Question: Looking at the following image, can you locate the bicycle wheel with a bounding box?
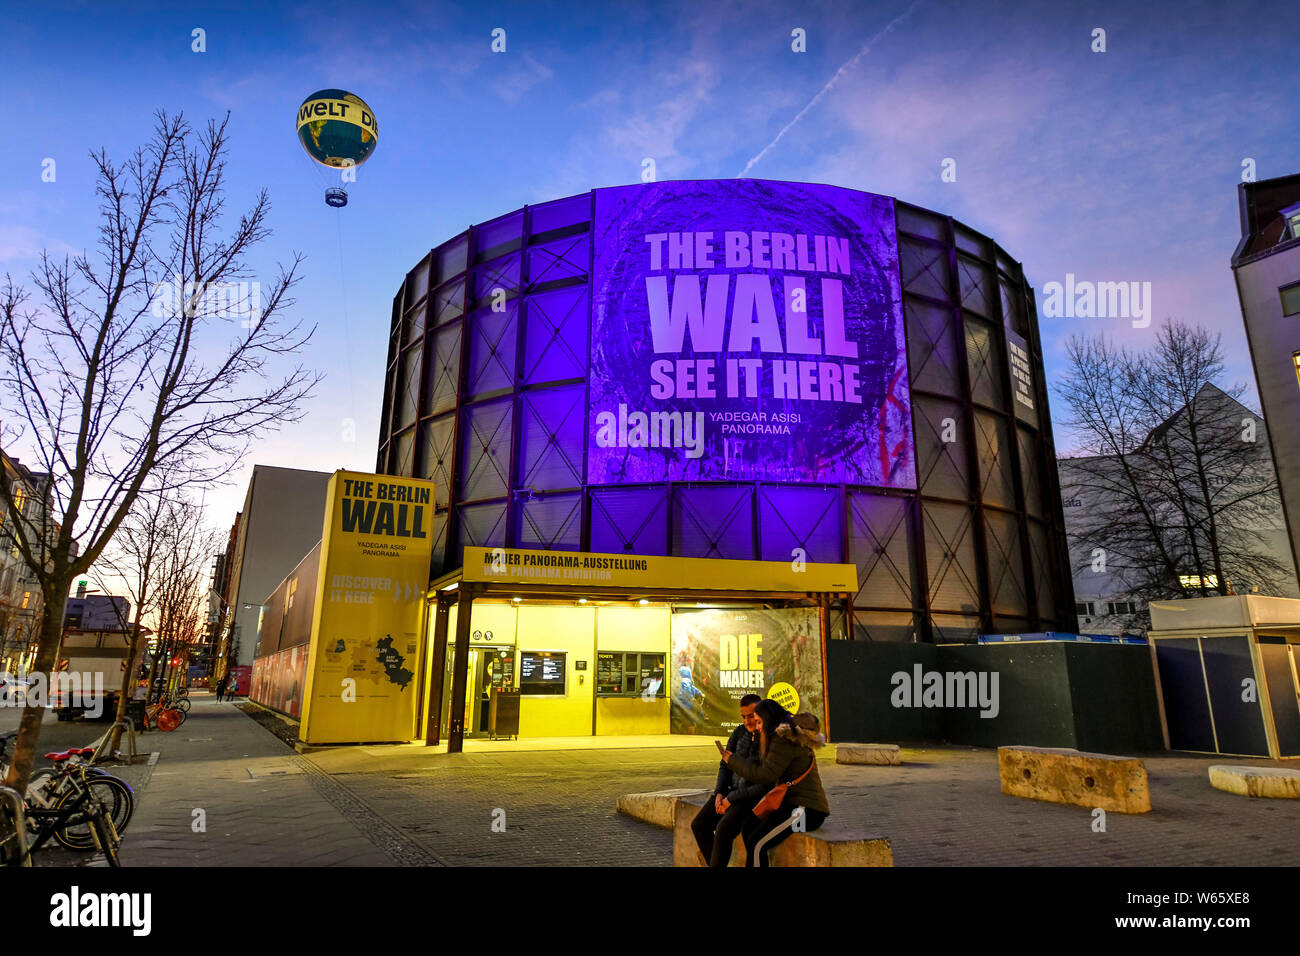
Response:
[89,807,120,867]
[52,776,134,849]
[174,698,191,713]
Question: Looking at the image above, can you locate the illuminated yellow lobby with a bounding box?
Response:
[413,547,856,752]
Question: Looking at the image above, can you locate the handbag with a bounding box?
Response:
[752,756,815,820]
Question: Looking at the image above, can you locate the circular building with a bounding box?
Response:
[377,180,1073,648]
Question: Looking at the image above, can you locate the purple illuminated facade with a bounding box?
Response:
[377,180,1074,642]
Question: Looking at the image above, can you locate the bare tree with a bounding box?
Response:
[1057,320,1290,629]
[0,111,319,793]
[91,476,217,751]
[140,506,218,707]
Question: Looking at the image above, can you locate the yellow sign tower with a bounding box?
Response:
[298,471,436,745]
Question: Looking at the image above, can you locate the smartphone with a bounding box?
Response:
[715,739,726,754]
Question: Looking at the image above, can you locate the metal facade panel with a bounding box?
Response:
[517,493,582,551]
[519,384,585,490]
[420,415,455,510]
[526,234,590,286]
[984,509,1028,617]
[673,485,754,560]
[913,395,969,499]
[900,236,950,302]
[905,297,961,397]
[923,501,979,613]
[849,492,912,609]
[457,502,507,549]
[965,316,1006,410]
[589,487,669,555]
[529,194,591,234]
[523,286,588,385]
[466,304,518,397]
[474,252,521,301]
[395,345,422,429]
[432,277,465,327]
[758,485,841,563]
[460,400,512,501]
[424,324,462,417]
[974,411,1014,509]
[957,254,994,318]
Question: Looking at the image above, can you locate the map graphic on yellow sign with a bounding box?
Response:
[299,471,436,745]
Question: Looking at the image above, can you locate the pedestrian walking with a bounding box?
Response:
[215,674,229,702]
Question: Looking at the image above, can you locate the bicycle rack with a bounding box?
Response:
[0,786,31,867]
[91,719,138,764]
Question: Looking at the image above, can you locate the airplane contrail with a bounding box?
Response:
[737,0,924,178]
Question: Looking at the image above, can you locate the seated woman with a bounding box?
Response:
[721,699,829,867]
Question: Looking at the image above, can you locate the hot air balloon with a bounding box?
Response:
[296,89,378,207]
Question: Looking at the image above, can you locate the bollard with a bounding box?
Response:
[0,785,31,867]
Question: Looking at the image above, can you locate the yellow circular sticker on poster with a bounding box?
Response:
[767,682,800,713]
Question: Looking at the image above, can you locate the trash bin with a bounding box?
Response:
[489,689,520,740]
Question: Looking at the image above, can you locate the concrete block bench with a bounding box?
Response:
[1209,765,1300,799]
[837,743,901,766]
[616,788,711,829]
[998,745,1150,813]
[671,793,892,867]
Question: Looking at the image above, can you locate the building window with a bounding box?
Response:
[595,651,666,697]
[1075,601,1095,618]
[1179,574,1218,590]
[21,591,30,609]
[1106,600,1138,616]
[1282,282,1300,317]
[1294,352,1300,392]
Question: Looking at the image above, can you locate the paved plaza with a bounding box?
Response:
[10,695,1298,867]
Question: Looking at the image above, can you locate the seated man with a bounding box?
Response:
[690,693,763,867]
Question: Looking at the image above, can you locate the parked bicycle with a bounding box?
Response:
[22,748,135,841]
[144,697,185,731]
[0,733,123,867]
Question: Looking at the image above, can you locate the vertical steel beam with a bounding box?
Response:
[944,219,993,638]
[422,595,451,745]
[446,586,476,753]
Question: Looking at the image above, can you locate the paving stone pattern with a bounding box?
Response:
[115,696,426,867]
[323,745,1300,867]
[24,698,1298,867]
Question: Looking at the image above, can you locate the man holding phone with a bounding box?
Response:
[690,693,763,867]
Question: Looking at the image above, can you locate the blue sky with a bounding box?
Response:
[3,0,1298,537]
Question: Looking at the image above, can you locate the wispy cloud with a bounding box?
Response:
[737,0,925,178]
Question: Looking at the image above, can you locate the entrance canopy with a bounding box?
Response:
[440,546,856,598]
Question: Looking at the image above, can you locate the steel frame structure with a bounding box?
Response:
[376,184,1075,643]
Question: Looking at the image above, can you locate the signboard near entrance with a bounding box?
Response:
[298,470,437,744]
[519,650,567,695]
[462,546,855,593]
[670,608,824,736]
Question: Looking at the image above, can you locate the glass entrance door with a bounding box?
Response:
[468,647,515,737]
[439,639,518,739]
